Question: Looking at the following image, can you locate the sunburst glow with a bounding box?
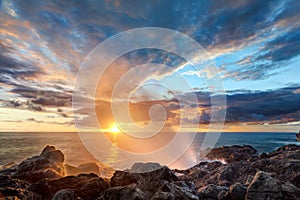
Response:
[109,123,121,133]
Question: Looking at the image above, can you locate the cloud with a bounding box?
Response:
[1,0,299,130]
[2,100,44,111]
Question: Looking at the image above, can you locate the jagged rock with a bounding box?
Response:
[205,145,257,163]
[126,162,162,173]
[0,175,38,199]
[245,171,300,200]
[0,145,65,183]
[179,144,300,190]
[97,184,147,200]
[197,184,229,200]
[229,182,246,200]
[52,189,76,200]
[1,145,299,199]
[281,181,300,200]
[296,132,300,141]
[29,173,109,200]
[111,165,178,187]
[109,164,198,200]
[64,163,100,176]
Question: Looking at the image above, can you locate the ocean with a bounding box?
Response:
[0,132,299,168]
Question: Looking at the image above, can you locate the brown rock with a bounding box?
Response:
[205,145,257,163]
[229,182,246,200]
[246,171,283,200]
[29,173,109,200]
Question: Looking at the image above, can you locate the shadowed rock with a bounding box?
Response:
[29,173,109,200]
[179,144,300,191]
[109,163,198,199]
[246,171,300,200]
[205,145,257,163]
[0,144,299,199]
[52,189,76,200]
[229,183,246,200]
[0,145,64,183]
[64,162,100,176]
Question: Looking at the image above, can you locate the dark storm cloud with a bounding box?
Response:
[257,28,300,63]
[226,86,300,123]
[2,100,44,111]
[0,51,43,84]
[176,86,300,124]
[10,85,72,107]
[4,0,300,83]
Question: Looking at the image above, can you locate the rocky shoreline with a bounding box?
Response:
[0,144,299,200]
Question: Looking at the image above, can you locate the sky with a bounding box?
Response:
[0,0,300,132]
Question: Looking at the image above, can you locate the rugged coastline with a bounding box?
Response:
[0,144,299,200]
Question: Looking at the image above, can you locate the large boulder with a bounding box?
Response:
[0,145,65,183]
[64,162,100,176]
[179,144,300,190]
[197,184,229,200]
[229,182,246,200]
[0,174,39,199]
[111,165,178,187]
[52,189,76,200]
[109,163,198,200]
[29,173,109,200]
[246,171,300,200]
[98,184,147,200]
[205,145,257,163]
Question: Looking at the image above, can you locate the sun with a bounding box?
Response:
[109,123,121,133]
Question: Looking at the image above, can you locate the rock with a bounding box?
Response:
[291,172,300,188]
[281,181,300,200]
[229,182,246,200]
[111,165,178,187]
[126,162,162,173]
[205,145,257,163]
[246,171,283,200]
[150,191,175,200]
[0,174,39,199]
[52,189,76,200]
[0,145,65,183]
[29,173,109,200]
[180,144,300,190]
[0,162,16,171]
[296,132,300,141]
[41,145,64,163]
[109,164,198,200]
[245,171,300,200]
[64,163,100,176]
[97,184,147,200]
[197,184,229,199]
[0,187,36,200]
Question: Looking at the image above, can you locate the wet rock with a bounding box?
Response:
[229,182,246,200]
[197,184,229,200]
[0,145,65,183]
[111,165,178,187]
[126,162,162,173]
[281,181,300,200]
[296,132,300,141]
[246,171,283,200]
[30,173,109,200]
[109,164,198,200]
[205,145,257,163]
[64,162,100,176]
[0,174,40,199]
[52,189,76,200]
[180,144,300,190]
[97,184,147,200]
[0,187,36,200]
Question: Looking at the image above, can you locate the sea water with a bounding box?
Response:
[0,132,298,166]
